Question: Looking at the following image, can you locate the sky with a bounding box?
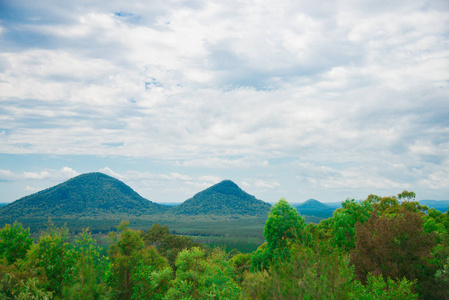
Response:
[0,0,448,204]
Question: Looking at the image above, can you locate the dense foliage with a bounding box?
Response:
[0,191,448,299]
[0,173,167,220]
[174,180,271,216]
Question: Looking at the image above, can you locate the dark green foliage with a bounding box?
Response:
[0,172,167,219]
[143,223,202,266]
[173,180,271,216]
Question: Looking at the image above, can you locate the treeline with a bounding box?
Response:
[0,191,448,299]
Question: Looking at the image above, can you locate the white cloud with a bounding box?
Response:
[254,180,281,189]
[99,167,124,179]
[23,167,79,181]
[0,169,16,181]
[25,185,40,193]
[0,0,448,202]
[23,171,50,180]
[182,156,268,169]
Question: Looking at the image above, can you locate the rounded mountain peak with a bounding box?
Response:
[0,172,166,219]
[174,180,271,216]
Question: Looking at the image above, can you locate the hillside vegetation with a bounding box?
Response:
[295,198,336,218]
[0,173,167,220]
[0,192,448,299]
[174,180,271,216]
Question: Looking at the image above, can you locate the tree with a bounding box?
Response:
[329,198,373,251]
[143,224,169,249]
[242,242,356,299]
[143,224,201,266]
[27,220,75,296]
[0,222,33,265]
[107,221,168,300]
[351,208,436,297]
[62,229,110,299]
[349,273,418,300]
[165,247,240,299]
[261,198,307,265]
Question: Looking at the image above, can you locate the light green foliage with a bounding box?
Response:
[250,242,270,271]
[108,221,168,300]
[62,229,110,299]
[242,242,356,299]
[435,257,449,289]
[330,198,373,251]
[349,274,418,300]
[27,220,75,296]
[15,277,54,300]
[0,222,33,265]
[397,191,417,202]
[166,247,240,300]
[240,270,271,299]
[131,264,172,300]
[259,198,306,266]
[229,252,251,283]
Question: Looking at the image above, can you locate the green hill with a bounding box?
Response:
[0,172,167,219]
[173,180,271,216]
[295,199,336,219]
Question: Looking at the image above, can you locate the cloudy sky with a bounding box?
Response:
[0,0,448,204]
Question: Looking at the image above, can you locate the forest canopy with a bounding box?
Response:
[0,191,448,299]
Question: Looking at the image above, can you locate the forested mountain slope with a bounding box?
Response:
[173,180,271,216]
[0,172,167,219]
[295,199,336,218]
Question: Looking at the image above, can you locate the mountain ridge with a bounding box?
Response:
[0,174,272,220]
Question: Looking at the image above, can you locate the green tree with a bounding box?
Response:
[242,242,356,299]
[349,274,418,300]
[329,198,373,251]
[0,222,33,265]
[107,221,168,300]
[166,247,240,299]
[252,198,306,271]
[27,221,75,297]
[131,264,172,300]
[62,229,110,299]
[229,252,251,283]
[144,224,170,248]
[143,224,202,266]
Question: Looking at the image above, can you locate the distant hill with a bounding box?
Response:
[295,199,336,219]
[419,200,449,213]
[0,172,167,219]
[173,180,271,216]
